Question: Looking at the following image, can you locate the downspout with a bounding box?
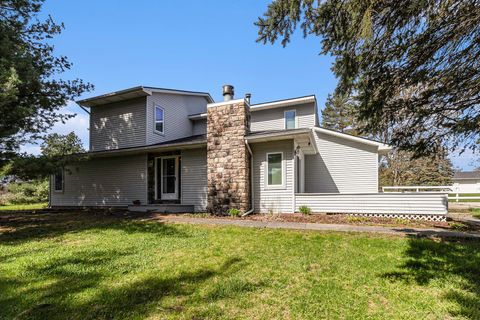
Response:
[242,140,254,216]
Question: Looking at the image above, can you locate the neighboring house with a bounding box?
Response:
[50,84,447,217]
[452,171,480,194]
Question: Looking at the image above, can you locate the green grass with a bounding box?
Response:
[1,212,479,319]
[0,202,48,211]
[470,208,480,219]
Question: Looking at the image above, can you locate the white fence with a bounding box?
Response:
[382,186,480,202]
[295,193,448,215]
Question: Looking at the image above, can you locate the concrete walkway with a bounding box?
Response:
[153,215,480,240]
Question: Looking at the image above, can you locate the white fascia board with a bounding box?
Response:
[313,127,392,152]
[250,96,316,111]
[207,98,247,108]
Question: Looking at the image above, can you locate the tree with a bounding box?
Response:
[256,0,480,155]
[380,148,454,186]
[1,132,85,179]
[321,93,359,135]
[0,0,93,158]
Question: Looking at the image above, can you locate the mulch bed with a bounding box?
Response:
[168,213,480,231]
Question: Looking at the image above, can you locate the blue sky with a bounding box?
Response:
[23,0,477,170]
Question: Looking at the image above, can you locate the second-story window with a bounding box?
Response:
[155,106,164,134]
[285,110,296,129]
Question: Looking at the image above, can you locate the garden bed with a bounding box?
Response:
[176,212,478,232]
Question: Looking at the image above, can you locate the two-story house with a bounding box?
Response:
[50,84,394,214]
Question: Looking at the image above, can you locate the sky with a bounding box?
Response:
[22,0,477,170]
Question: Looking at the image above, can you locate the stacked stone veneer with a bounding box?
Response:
[207,100,251,215]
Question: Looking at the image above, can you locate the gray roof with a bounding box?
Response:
[453,171,480,180]
[77,86,214,107]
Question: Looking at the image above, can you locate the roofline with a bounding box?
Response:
[313,127,392,152]
[76,86,214,107]
[245,128,312,142]
[188,95,317,119]
[77,139,207,158]
[250,95,316,111]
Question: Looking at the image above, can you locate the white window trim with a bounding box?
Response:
[53,169,64,193]
[154,105,165,135]
[284,109,297,130]
[265,152,286,190]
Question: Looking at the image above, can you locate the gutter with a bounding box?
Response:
[242,140,254,216]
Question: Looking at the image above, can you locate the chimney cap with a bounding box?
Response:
[222,84,234,101]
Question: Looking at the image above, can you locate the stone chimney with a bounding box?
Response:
[207,85,251,215]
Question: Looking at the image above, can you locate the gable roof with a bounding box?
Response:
[312,127,391,153]
[250,95,316,111]
[77,86,214,107]
[453,171,480,180]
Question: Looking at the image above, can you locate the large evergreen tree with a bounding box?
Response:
[256,0,480,155]
[321,93,359,135]
[0,0,92,158]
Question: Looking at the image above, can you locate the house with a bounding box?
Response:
[452,171,480,194]
[49,85,447,218]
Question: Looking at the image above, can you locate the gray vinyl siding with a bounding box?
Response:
[50,154,148,206]
[252,140,294,213]
[295,193,448,215]
[146,93,208,145]
[250,102,316,132]
[305,131,379,193]
[89,98,146,151]
[181,148,207,212]
[192,119,207,135]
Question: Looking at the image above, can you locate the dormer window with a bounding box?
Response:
[284,110,296,129]
[155,106,164,134]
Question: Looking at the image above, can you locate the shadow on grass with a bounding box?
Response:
[382,237,480,319]
[1,252,247,320]
[0,212,263,319]
[0,211,185,244]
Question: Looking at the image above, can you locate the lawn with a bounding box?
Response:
[1,212,479,319]
[471,208,480,219]
[0,202,48,211]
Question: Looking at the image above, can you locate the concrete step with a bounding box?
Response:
[128,204,194,213]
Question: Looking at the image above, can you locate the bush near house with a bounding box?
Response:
[299,205,312,215]
[0,180,48,205]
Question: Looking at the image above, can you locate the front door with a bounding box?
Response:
[156,156,179,200]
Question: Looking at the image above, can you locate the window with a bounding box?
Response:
[155,106,164,133]
[267,152,283,187]
[54,169,63,192]
[285,110,296,129]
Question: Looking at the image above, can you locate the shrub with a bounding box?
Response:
[228,208,240,217]
[299,205,311,215]
[4,180,48,204]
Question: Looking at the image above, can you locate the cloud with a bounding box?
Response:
[20,101,89,155]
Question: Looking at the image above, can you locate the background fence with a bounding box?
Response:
[381,186,480,202]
